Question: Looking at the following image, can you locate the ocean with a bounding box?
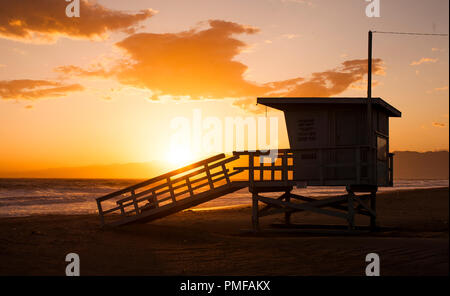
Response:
[0,178,448,218]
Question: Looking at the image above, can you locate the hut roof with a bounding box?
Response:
[257,97,401,117]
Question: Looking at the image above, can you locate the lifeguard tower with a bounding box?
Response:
[95,32,401,232]
[258,97,401,187]
[241,96,401,231]
[95,96,401,231]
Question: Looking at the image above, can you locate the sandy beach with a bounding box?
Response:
[0,187,448,276]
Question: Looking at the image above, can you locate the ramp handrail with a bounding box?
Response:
[96,153,243,226]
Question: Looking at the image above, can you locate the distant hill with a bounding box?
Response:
[393,151,448,180]
[0,151,448,180]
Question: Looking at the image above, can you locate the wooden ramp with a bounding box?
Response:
[96,153,247,227]
[96,149,378,231]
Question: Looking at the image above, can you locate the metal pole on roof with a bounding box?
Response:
[367,30,374,183]
[366,30,447,185]
[367,30,373,144]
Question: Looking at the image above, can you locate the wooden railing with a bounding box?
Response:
[233,150,294,188]
[96,153,243,226]
[96,146,392,226]
[233,146,376,187]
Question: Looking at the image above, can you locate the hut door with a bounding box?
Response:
[335,111,358,180]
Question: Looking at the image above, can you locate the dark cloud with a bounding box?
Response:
[0,0,155,42]
[0,79,84,100]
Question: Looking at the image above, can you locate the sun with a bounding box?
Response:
[166,146,194,167]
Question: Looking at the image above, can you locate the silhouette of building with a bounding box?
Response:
[258,97,401,187]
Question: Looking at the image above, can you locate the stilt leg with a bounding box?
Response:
[284,191,291,225]
[252,192,259,232]
[347,193,355,230]
[370,191,377,231]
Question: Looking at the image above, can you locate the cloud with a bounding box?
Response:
[0,0,155,42]
[55,65,113,78]
[432,122,446,128]
[427,85,449,94]
[282,58,384,97]
[0,79,84,100]
[56,19,384,112]
[281,33,299,39]
[280,0,314,6]
[114,20,265,98]
[12,48,27,55]
[431,48,445,52]
[57,20,265,98]
[434,86,448,91]
[410,57,438,66]
[232,58,384,112]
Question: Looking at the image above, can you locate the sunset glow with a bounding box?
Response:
[0,0,448,178]
[166,146,195,167]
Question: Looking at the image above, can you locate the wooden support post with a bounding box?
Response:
[167,177,176,203]
[252,192,259,232]
[347,192,355,230]
[370,191,377,231]
[284,191,291,225]
[152,190,159,208]
[259,156,264,181]
[96,200,105,226]
[205,163,214,190]
[222,164,230,184]
[271,157,275,180]
[118,202,125,216]
[282,151,288,186]
[249,153,255,189]
[131,190,139,214]
[186,177,194,196]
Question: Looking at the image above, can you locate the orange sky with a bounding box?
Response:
[0,0,448,173]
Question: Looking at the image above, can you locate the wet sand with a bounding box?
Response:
[0,187,448,276]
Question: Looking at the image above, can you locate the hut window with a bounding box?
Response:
[377,136,387,161]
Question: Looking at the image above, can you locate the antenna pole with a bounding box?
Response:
[368,30,372,101]
[367,30,373,142]
[367,30,374,183]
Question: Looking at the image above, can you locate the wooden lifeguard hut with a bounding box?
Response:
[95,96,401,231]
[258,97,401,187]
[95,32,401,232]
[94,97,401,232]
[240,96,401,231]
